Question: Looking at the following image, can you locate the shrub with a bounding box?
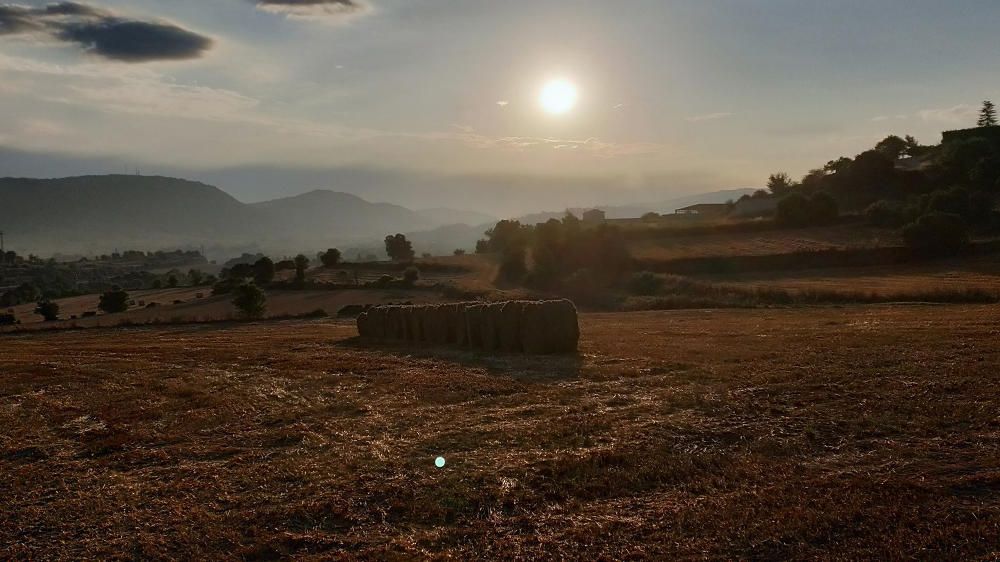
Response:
[34,300,60,322]
[0,313,18,326]
[902,212,969,256]
[98,287,130,314]
[865,200,905,227]
[232,282,267,319]
[777,193,839,227]
[628,272,664,296]
[453,249,466,256]
[496,245,528,284]
[403,266,420,286]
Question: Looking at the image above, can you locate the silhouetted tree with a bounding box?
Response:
[319,248,342,268]
[232,282,266,319]
[384,234,415,262]
[98,286,130,314]
[293,254,310,284]
[767,172,796,195]
[453,249,466,256]
[875,135,908,159]
[188,269,204,286]
[253,257,275,285]
[167,275,178,288]
[34,300,59,322]
[978,100,997,127]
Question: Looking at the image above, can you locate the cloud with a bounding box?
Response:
[250,0,373,22]
[685,112,733,123]
[496,100,509,107]
[0,2,212,62]
[871,114,908,122]
[917,104,978,125]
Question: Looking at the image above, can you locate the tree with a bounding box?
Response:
[320,248,342,268]
[167,275,178,288]
[453,249,466,256]
[232,282,267,319]
[188,269,204,286]
[384,234,415,262]
[34,300,60,322]
[978,100,997,127]
[496,245,528,283]
[874,135,908,160]
[293,254,310,284]
[767,172,796,195]
[98,286,130,314]
[253,256,275,285]
[903,135,923,157]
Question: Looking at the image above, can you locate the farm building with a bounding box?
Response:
[674,203,730,218]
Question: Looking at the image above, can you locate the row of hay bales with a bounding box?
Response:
[357,300,579,354]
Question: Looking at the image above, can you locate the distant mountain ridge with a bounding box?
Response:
[0,174,756,258]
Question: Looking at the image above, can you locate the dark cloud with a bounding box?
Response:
[0,2,212,62]
[250,0,372,19]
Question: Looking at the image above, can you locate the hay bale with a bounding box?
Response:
[497,300,525,352]
[464,304,485,348]
[451,303,469,346]
[406,306,423,343]
[429,305,448,344]
[520,300,579,354]
[356,311,370,338]
[480,302,504,352]
[367,306,386,340]
[386,306,405,340]
[543,299,580,353]
[520,301,547,354]
[399,306,413,342]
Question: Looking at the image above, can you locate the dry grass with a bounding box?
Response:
[2,306,1000,559]
[629,223,902,261]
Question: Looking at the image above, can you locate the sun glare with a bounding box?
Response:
[540,79,578,115]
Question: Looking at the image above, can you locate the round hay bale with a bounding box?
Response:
[386,306,405,340]
[430,305,449,344]
[400,306,413,342]
[452,303,470,346]
[497,301,525,352]
[480,302,504,352]
[369,306,388,340]
[406,306,423,343]
[464,304,485,348]
[520,301,548,354]
[543,299,579,353]
[356,311,370,338]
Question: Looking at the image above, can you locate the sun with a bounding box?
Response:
[539,79,578,115]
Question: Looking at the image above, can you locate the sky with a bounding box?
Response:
[1,0,999,212]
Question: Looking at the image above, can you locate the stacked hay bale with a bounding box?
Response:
[356,300,579,354]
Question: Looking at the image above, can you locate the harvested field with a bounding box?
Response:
[2,306,1000,559]
[3,288,441,330]
[704,253,1000,296]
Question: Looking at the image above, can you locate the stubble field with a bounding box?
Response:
[2,306,999,559]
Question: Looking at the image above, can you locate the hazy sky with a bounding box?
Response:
[1,0,999,205]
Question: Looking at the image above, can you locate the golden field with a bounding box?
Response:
[3,306,999,559]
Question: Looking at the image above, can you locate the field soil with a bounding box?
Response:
[2,306,999,559]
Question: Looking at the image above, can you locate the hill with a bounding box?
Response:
[0,176,432,257]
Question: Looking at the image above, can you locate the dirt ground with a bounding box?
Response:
[2,306,999,559]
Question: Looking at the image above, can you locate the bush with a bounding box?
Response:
[320,248,342,268]
[34,300,60,322]
[865,200,905,227]
[496,245,528,284]
[628,272,664,296]
[98,287,130,314]
[777,192,839,227]
[453,249,466,256]
[232,282,267,319]
[902,212,969,256]
[403,266,420,286]
[0,313,18,326]
[253,257,275,285]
